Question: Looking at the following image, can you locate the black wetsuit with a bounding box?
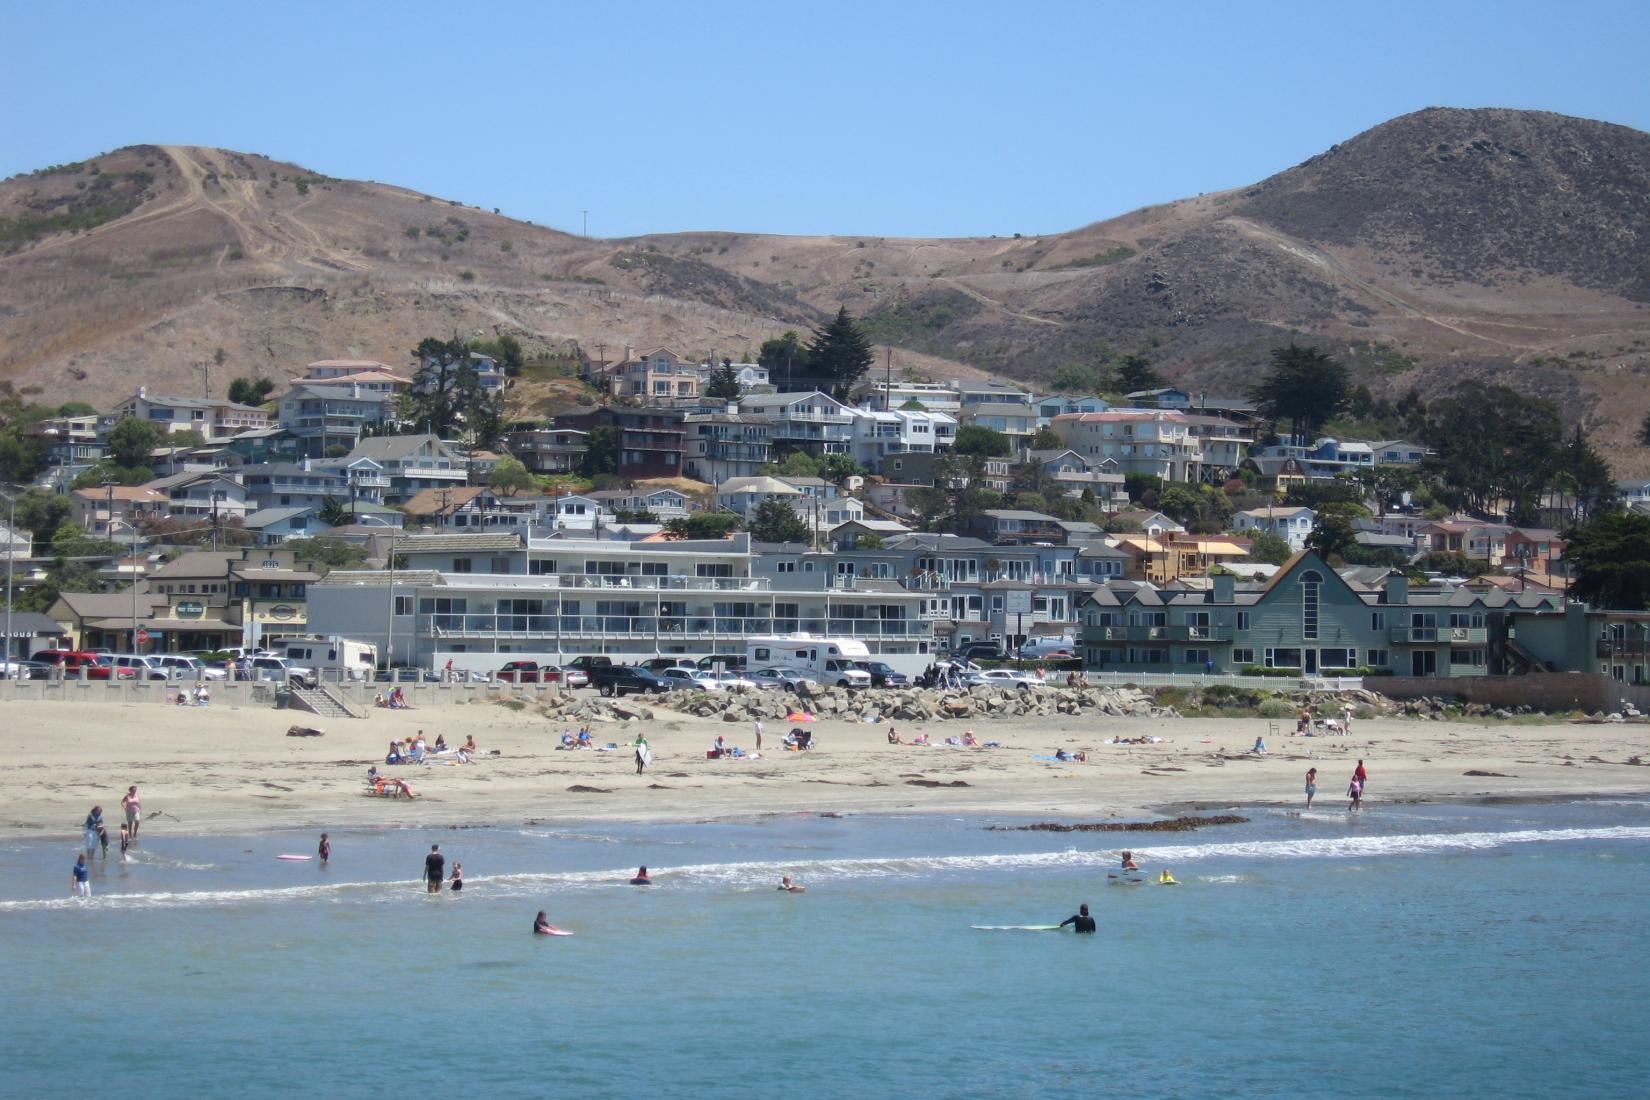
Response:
[1060,913,1097,933]
[425,852,445,889]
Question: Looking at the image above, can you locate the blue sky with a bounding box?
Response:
[3,0,1646,238]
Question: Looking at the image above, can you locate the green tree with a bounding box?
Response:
[663,512,743,540]
[1051,362,1105,393]
[403,335,470,437]
[1245,528,1294,565]
[106,415,163,469]
[71,461,154,489]
[282,536,370,573]
[490,334,525,377]
[749,496,811,543]
[704,358,743,401]
[1123,472,1162,505]
[954,425,1012,458]
[1305,511,1358,560]
[771,450,821,478]
[1416,551,1489,577]
[1249,344,1349,441]
[1115,354,1166,395]
[11,559,103,613]
[318,496,350,526]
[855,533,885,549]
[227,377,276,406]
[1637,411,1650,447]
[1564,511,1650,610]
[1559,426,1616,523]
[1029,425,1064,451]
[1155,484,1203,525]
[488,456,537,496]
[758,330,808,388]
[579,424,619,477]
[1423,383,1561,523]
[819,454,864,483]
[802,307,874,401]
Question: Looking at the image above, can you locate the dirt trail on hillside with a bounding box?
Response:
[938,276,1066,327]
[1221,216,1523,351]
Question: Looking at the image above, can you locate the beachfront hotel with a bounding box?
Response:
[306,532,940,675]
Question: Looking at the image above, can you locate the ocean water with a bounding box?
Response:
[4,801,1649,1099]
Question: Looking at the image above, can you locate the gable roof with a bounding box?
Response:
[347,434,453,461]
[403,486,490,516]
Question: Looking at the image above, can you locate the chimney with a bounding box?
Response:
[1213,572,1235,603]
[1385,574,1409,606]
[137,385,147,400]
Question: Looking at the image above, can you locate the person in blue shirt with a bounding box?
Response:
[72,853,91,898]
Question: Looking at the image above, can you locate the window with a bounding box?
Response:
[696,563,733,578]
[1232,648,1255,665]
[1319,648,1356,669]
[1300,570,1322,641]
[1236,611,1250,631]
[529,559,559,575]
[452,558,473,574]
[1184,648,1211,666]
[1265,647,1303,669]
[1450,648,1485,667]
[394,595,414,616]
[1367,649,1389,667]
[991,596,1004,613]
[1448,612,1485,629]
[1371,611,1386,631]
[490,557,511,573]
[776,561,796,573]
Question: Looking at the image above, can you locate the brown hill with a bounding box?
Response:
[3,109,1650,472]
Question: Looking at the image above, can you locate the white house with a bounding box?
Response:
[848,408,958,473]
[115,388,270,443]
[1232,506,1316,552]
[738,391,854,456]
[336,435,466,503]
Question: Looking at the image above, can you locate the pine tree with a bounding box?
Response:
[704,358,743,400]
[1249,344,1349,441]
[803,307,874,401]
[749,497,812,544]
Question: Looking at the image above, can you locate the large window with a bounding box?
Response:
[1232,648,1255,665]
[1367,649,1389,667]
[1319,648,1356,669]
[1265,647,1303,669]
[1300,570,1322,641]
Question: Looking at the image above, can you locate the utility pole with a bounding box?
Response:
[197,362,210,399]
[582,210,589,239]
[884,346,893,410]
[3,489,15,667]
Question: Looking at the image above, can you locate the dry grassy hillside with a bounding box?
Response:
[4,110,1650,473]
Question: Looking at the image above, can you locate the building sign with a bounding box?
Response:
[269,605,298,621]
[175,602,205,618]
[1004,591,1033,616]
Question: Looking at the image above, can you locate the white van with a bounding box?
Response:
[746,636,872,688]
[279,636,379,682]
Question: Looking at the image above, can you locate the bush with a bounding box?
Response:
[1257,699,1296,719]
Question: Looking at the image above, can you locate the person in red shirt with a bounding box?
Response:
[1354,760,1369,789]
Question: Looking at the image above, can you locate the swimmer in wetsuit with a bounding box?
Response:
[534,911,554,934]
[1059,903,1096,933]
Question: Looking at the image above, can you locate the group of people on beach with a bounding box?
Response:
[1304,760,1369,810]
[71,785,142,896]
[172,684,211,707]
[374,687,411,709]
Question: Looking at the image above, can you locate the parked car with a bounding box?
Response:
[821,658,872,689]
[709,671,757,691]
[245,656,317,688]
[643,657,700,675]
[108,654,169,681]
[0,658,31,679]
[959,643,1010,662]
[695,653,748,673]
[149,654,227,680]
[746,666,820,693]
[659,668,724,692]
[564,655,614,673]
[853,660,909,688]
[30,650,126,680]
[496,660,562,684]
[965,669,1046,690]
[588,665,670,697]
[557,667,590,689]
[1017,637,1077,660]
[374,667,440,684]
[6,660,54,680]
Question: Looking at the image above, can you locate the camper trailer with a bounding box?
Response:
[746,635,872,688]
[279,636,379,682]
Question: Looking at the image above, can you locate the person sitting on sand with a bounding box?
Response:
[194,683,210,706]
[392,777,416,799]
[385,740,403,764]
[463,735,478,754]
[912,733,930,746]
[375,693,389,708]
[1251,735,1267,755]
[575,729,591,748]
[887,727,900,745]
[1120,850,1140,872]
[434,734,447,752]
[367,765,381,786]
[778,875,805,893]
[175,689,189,706]
[962,731,979,747]
[455,747,471,765]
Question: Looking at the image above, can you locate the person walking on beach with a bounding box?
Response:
[1059,903,1096,933]
[318,833,330,865]
[1305,767,1318,809]
[424,844,445,893]
[122,785,141,842]
[83,806,103,858]
[119,825,130,863]
[1348,775,1364,812]
[754,719,763,752]
[72,853,90,898]
[633,733,650,775]
[1354,759,1369,793]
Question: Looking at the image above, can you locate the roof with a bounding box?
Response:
[981,509,1060,522]
[403,486,489,516]
[347,434,452,461]
[316,569,447,587]
[718,476,802,495]
[71,486,168,503]
[237,566,322,582]
[394,533,523,553]
[3,611,69,638]
[241,507,317,529]
[239,463,346,479]
[307,358,399,370]
[293,369,411,386]
[1236,506,1314,520]
[959,402,1037,418]
[52,590,163,620]
[281,383,396,402]
[128,393,265,413]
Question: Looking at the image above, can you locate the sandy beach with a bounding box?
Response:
[5,698,1650,839]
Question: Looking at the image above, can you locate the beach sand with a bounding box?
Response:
[5,698,1649,839]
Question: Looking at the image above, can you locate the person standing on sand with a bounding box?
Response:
[633,733,650,775]
[1343,705,1354,734]
[1305,767,1318,809]
[72,853,90,898]
[1354,759,1369,793]
[121,786,141,841]
[754,719,763,751]
[318,833,330,865]
[425,844,445,893]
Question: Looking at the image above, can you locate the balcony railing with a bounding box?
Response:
[1390,626,1487,643]
[1085,625,1235,643]
[475,573,769,592]
[1597,639,1650,658]
[420,614,926,640]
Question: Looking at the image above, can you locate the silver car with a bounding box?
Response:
[746,666,820,692]
[659,668,724,692]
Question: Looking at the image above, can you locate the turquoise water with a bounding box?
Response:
[4,801,1649,1098]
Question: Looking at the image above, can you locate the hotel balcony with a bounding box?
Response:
[421,614,925,641]
[1390,626,1488,644]
[1084,625,1235,643]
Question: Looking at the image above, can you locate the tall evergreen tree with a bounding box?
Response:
[803,307,874,401]
[749,497,811,544]
[1115,354,1166,395]
[704,358,743,400]
[1565,511,1650,610]
[1249,344,1349,441]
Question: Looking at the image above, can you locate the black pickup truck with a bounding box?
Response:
[588,665,670,697]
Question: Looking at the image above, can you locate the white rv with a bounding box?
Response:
[279,636,380,681]
[746,635,872,688]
